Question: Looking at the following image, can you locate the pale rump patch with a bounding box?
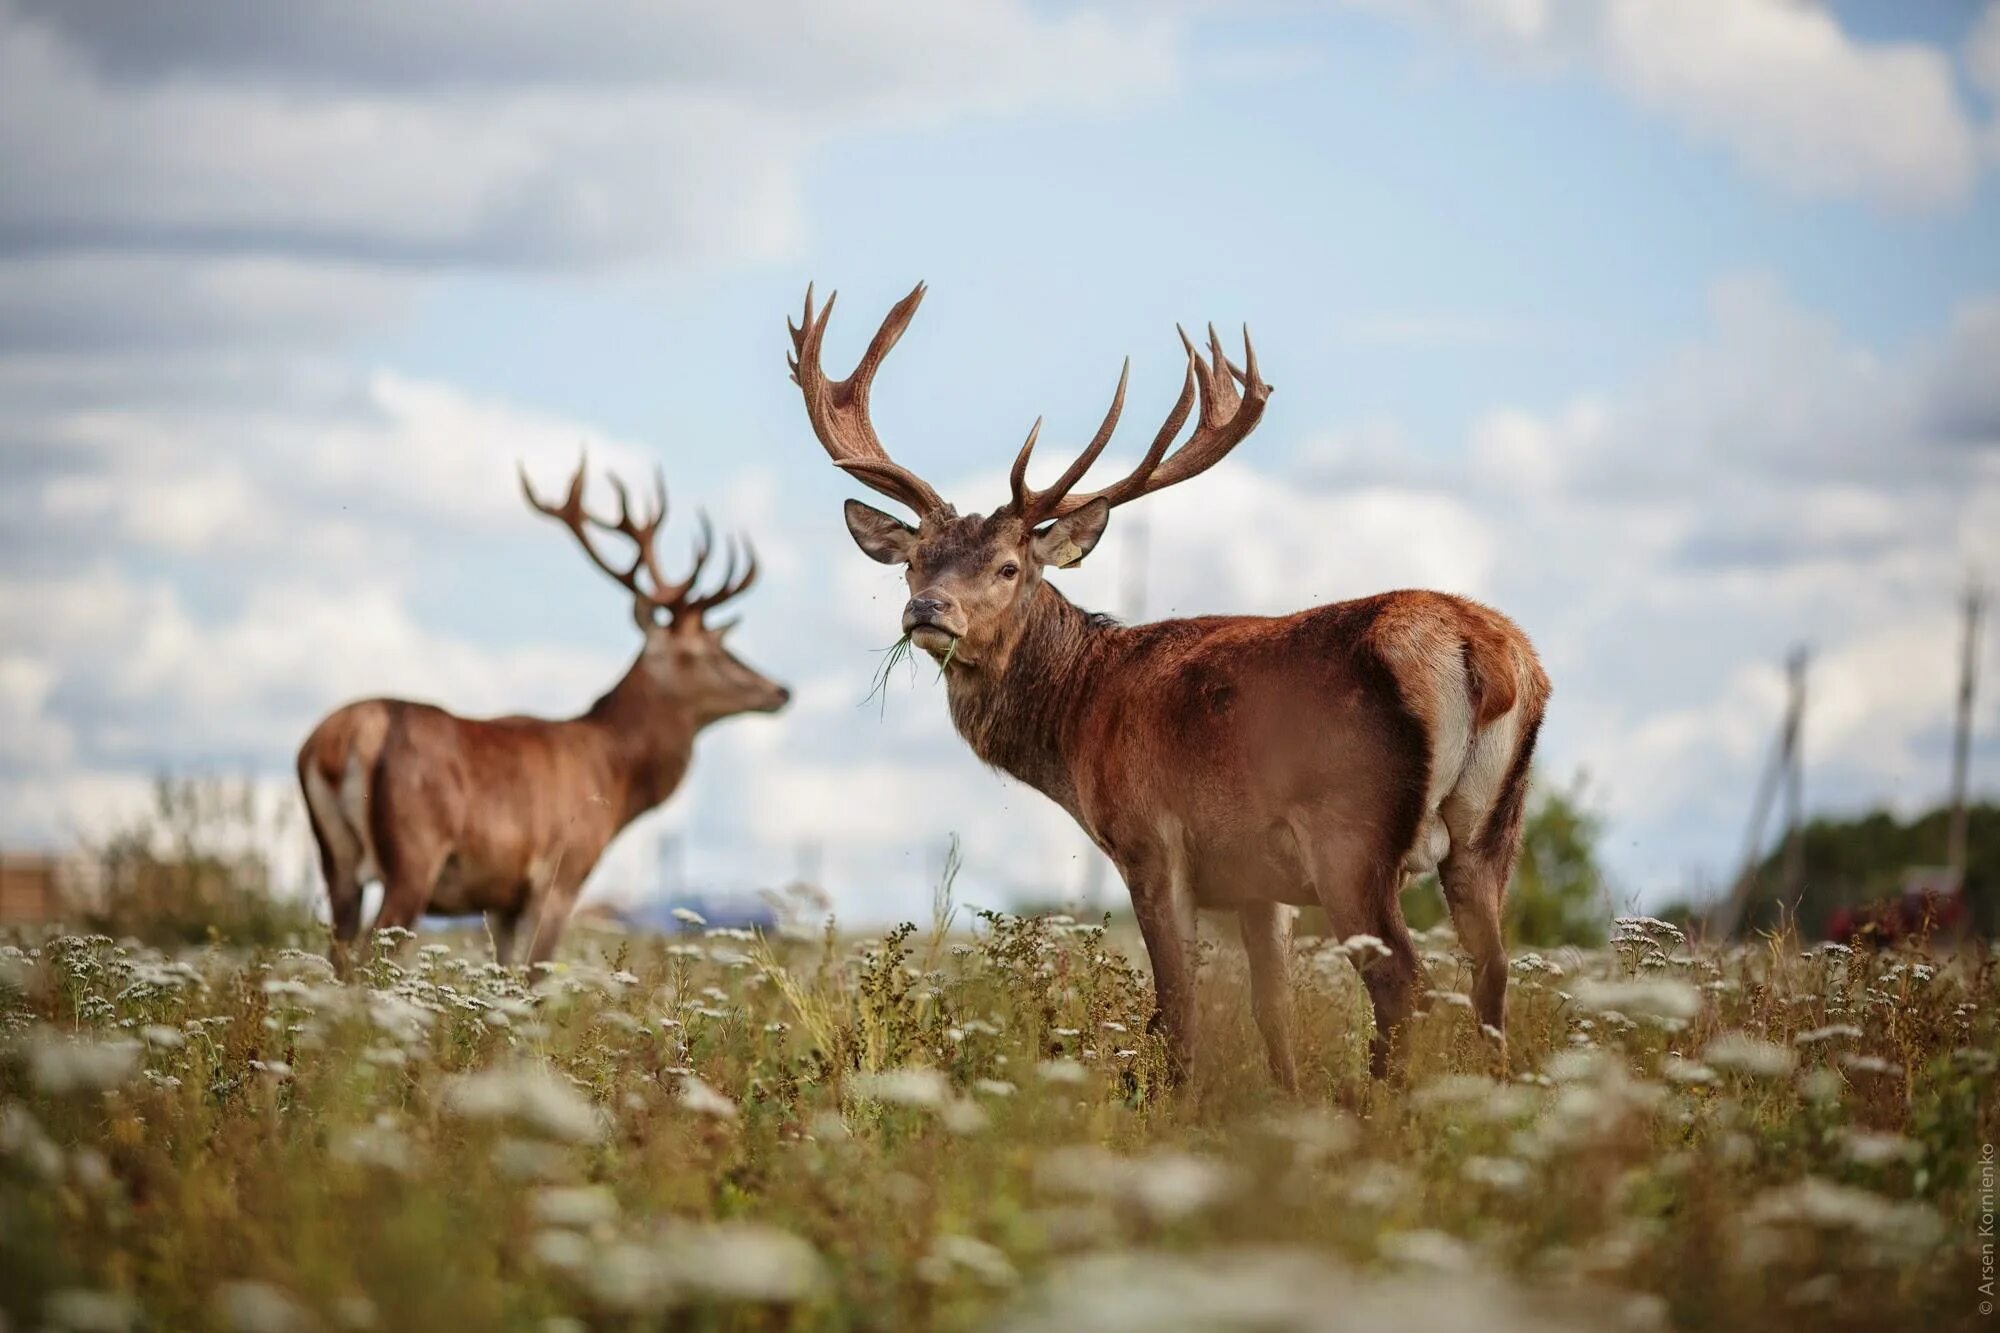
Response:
[338,748,381,886]
[1441,706,1522,849]
[301,763,355,885]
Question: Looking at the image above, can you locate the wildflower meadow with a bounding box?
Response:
[2,903,1993,1330]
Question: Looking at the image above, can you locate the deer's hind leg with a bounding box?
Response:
[1238,900,1300,1094]
[1439,709,1540,1072]
[485,910,521,965]
[301,761,367,968]
[1288,812,1423,1080]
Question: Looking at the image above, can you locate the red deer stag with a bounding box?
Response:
[298,460,789,966]
[789,284,1548,1085]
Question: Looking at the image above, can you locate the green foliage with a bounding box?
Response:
[1505,776,1611,947]
[84,775,316,949]
[1740,802,2000,938]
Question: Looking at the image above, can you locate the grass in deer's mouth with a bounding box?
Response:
[862,632,916,715]
[937,637,959,677]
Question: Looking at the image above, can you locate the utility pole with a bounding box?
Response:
[1946,579,1985,915]
[1708,645,1809,940]
[1779,645,1808,905]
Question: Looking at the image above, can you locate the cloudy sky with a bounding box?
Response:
[3,0,1998,922]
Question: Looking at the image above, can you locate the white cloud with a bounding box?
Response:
[0,0,1177,274]
[1350,0,1987,210]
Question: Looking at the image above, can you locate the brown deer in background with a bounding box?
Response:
[789,283,1548,1085]
[298,460,789,967]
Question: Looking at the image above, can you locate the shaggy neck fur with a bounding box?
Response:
[577,656,700,825]
[943,579,1117,816]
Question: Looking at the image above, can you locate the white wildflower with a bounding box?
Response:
[332,1122,413,1175]
[677,1076,739,1121]
[671,907,707,927]
[1793,1024,1863,1046]
[1573,977,1701,1024]
[443,1065,604,1143]
[25,1034,142,1094]
[659,1221,829,1304]
[1036,1059,1088,1086]
[44,1289,138,1333]
[1379,1228,1475,1271]
[1703,1032,1797,1079]
[1036,1146,1234,1223]
[1344,1161,1416,1209]
[213,1280,310,1333]
[334,1294,378,1330]
[1461,1156,1530,1191]
[1662,1056,1717,1086]
[851,1067,951,1110]
[1745,1177,1943,1251]
[580,1240,668,1311]
[532,1185,620,1229]
[140,1024,185,1050]
[532,1227,593,1271]
[1261,1109,1358,1166]
[1840,1130,1919,1167]
[1,1104,64,1179]
[919,1234,1018,1287]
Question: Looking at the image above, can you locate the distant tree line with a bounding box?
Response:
[1729,803,1998,939]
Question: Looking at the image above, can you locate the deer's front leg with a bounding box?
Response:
[1119,826,1198,1085]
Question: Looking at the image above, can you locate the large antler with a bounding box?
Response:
[1010,323,1270,524]
[788,283,950,519]
[520,455,724,622]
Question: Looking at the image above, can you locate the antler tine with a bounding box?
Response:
[1037,322,1270,521]
[520,455,663,605]
[686,533,760,619]
[790,281,949,518]
[1009,359,1131,521]
[650,509,716,609]
[591,468,685,606]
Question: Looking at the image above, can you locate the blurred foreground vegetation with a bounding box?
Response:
[85,775,316,949]
[2,898,1992,1330]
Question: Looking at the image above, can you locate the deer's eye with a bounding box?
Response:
[998,562,1020,580]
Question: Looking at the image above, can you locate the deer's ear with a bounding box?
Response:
[844,499,918,565]
[1031,498,1110,569]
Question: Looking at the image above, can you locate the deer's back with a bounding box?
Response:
[1067,589,1544,904]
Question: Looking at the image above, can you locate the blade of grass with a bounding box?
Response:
[861,633,916,716]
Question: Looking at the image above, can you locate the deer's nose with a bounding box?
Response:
[903,596,949,630]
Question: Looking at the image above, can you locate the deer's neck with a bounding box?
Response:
[943,581,1113,816]
[576,662,700,827]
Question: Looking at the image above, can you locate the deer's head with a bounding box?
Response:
[521,459,790,722]
[789,283,1271,672]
